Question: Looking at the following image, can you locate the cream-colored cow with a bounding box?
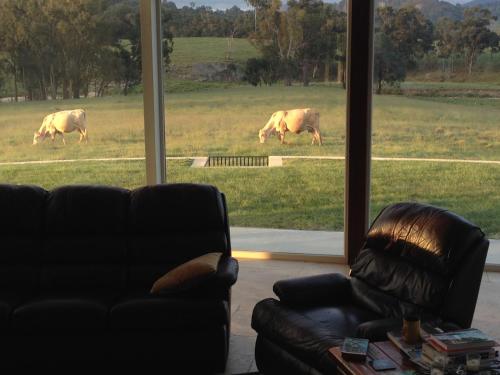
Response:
[33,109,88,145]
[258,108,322,145]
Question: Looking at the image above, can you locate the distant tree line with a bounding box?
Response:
[244,0,498,91]
[373,5,498,93]
[0,0,173,101]
[163,2,254,38]
[0,0,499,100]
[245,0,347,87]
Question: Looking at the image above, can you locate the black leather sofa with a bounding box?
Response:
[0,183,238,372]
[252,202,489,375]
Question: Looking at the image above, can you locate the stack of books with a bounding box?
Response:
[421,328,499,371]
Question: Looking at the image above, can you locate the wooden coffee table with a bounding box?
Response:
[329,341,419,375]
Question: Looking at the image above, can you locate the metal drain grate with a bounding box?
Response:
[207,156,269,167]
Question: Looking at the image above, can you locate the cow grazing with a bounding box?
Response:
[258,108,322,145]
[33,109,88,145]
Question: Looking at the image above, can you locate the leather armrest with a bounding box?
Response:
[273,273,351,307]
[213,256,239,288]
[356,318,402,341]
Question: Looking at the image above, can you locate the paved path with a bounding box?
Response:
[1,155,500,167]
[230,227,500,265]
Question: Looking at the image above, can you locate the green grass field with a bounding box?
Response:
[0,84,499,237]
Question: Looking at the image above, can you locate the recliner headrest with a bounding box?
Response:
[365,202,484,275]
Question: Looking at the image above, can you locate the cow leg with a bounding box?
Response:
[316,130,323,146]
[60,133,66,146]
[279,132,287,145]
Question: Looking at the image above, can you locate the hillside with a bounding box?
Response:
[170,37,259,66]
[464,0,500,17]
[168,37,260,81]
[337,0,463,20]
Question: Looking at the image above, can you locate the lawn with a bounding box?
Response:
[0,84,499,237]
[2,84,498,161]
[1,159,498,238]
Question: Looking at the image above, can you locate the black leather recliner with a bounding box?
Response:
[252,202,489,375]
[0,183,237,372]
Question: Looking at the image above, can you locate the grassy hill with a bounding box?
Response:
[170,37,260,67]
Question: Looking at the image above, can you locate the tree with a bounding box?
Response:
[318,5,346,86]
[289,0,330,86]
[374,6,433,92]
[0,0,28,101]
[246,0,303,85]
[434,17,461,76]
[374,33,405,94]
[458,7,499,75]
[244,57,279,86]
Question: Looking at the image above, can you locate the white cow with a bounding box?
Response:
[33,109,88,145]
[258,108,322,145]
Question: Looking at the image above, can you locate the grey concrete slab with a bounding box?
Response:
[230,227,500,265]
[190,157,208,167]
[230,227,344,256]
[268,156,283,167]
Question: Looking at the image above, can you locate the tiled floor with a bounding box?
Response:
[221,259,500,374]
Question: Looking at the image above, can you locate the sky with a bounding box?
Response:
[168,0,481,10]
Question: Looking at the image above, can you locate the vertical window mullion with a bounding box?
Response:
[140,0,166,185]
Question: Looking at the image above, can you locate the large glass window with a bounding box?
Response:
[164,0,348,256]
[0,0,146,188]
[370,4,500,266]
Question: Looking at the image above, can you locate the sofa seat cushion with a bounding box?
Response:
[110,296,229,331]
[252,298,380,370]
[12,297,109,334]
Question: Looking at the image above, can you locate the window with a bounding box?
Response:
[370,3,500,266]
[0,0,146,188]
[163,0,348,257]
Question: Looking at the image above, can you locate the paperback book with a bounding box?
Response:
[341,337,369,362]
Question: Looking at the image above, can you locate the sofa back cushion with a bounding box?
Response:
[350,202,485,318]
[0,184,47,293]
[42,185,130,292]
[127,184,230,290]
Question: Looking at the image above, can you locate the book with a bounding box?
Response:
[341,337,369,362]
[423,342,496,360]
[421,343,497,366]
[428,328,497,352]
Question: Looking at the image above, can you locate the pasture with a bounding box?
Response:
[0,84,499,237]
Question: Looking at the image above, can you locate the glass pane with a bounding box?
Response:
[0,0,146,189]
[370,4,499,266]
[164,0,348,256]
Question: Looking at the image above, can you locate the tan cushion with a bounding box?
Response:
[150,252,222,294]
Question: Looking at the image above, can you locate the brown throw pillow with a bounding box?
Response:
[150,252,222,294]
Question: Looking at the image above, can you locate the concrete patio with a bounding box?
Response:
[231,227,500,265]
